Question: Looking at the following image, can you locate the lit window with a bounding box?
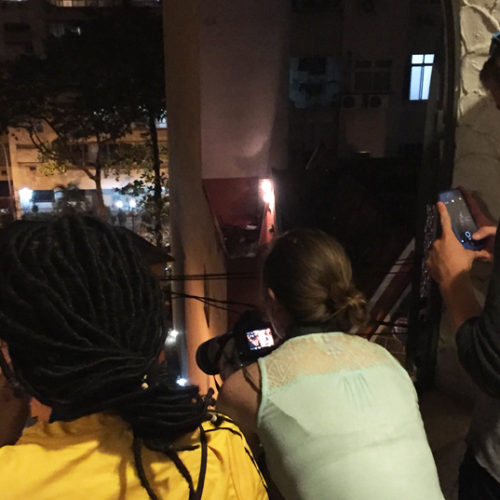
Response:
[409,54,434,101]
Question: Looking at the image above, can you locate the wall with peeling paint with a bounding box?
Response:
[455,1,500,212]
[436,0,500,399]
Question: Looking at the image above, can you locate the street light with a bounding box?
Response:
[19,187,33,211]
[259,178,275,209]
[128,198,137,231]
[165,329,179,346]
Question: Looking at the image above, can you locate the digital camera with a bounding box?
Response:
[196,310,277,376]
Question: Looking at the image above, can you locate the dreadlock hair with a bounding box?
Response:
[0,215,212,500]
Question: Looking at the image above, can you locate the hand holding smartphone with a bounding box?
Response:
[438,189,485,250]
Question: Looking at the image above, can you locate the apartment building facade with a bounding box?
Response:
[0,0,165,220]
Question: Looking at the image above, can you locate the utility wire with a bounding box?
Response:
[167,291,410,333]
[167,290,255,315]
[168,290,256,308]
[170,295,240,314]
[161,259,415,283]
[161,272,257,282]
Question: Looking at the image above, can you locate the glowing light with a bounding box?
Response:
[129,199,137,209]
[19,187,33,206]
[176,377,188,387]
[115,200,124,209]
[165,329,179,345]
[259,178,275,206]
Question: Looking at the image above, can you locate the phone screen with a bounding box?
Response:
[438,189,484,250]
[246,328,274,351]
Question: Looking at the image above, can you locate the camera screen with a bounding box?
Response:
[246,328,274,351]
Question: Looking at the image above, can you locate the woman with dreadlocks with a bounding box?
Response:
[0,215,268,500]
[217,228,443,500]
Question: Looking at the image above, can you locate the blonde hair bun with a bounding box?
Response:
[263,228,368,332]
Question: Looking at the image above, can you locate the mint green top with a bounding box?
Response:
[257,332,443,500]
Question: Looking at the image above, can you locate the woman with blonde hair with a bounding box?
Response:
[217,227,443,499]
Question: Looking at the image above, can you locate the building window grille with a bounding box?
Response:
[353,60,392,93]
[409,54,434,101]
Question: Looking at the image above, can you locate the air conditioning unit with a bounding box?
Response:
[341,94,362,109]
[366,94,389,109]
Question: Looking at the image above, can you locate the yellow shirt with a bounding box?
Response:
[0,412,268,500]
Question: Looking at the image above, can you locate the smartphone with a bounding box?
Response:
[438,189,485,250]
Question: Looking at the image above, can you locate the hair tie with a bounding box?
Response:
[346,295,358,308]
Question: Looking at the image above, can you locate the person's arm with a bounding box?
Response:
[427,202,500,396]
[438,273,482,332]
[216,363,285,500]
[459,186,497,262]
[455,220,500,396]
[216,362,261,455]
[471,225,497,263]
[426,202,485,328]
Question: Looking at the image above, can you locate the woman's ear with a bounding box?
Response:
[31,399,51,422]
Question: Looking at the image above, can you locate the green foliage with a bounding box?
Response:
[116,144,169,246]
[0,7,167,220]
[36,140,153,179]
[53,183,91,215]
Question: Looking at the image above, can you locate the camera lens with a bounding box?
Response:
[195,332,232,375]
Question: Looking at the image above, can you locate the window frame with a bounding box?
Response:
[409,53,435,101]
